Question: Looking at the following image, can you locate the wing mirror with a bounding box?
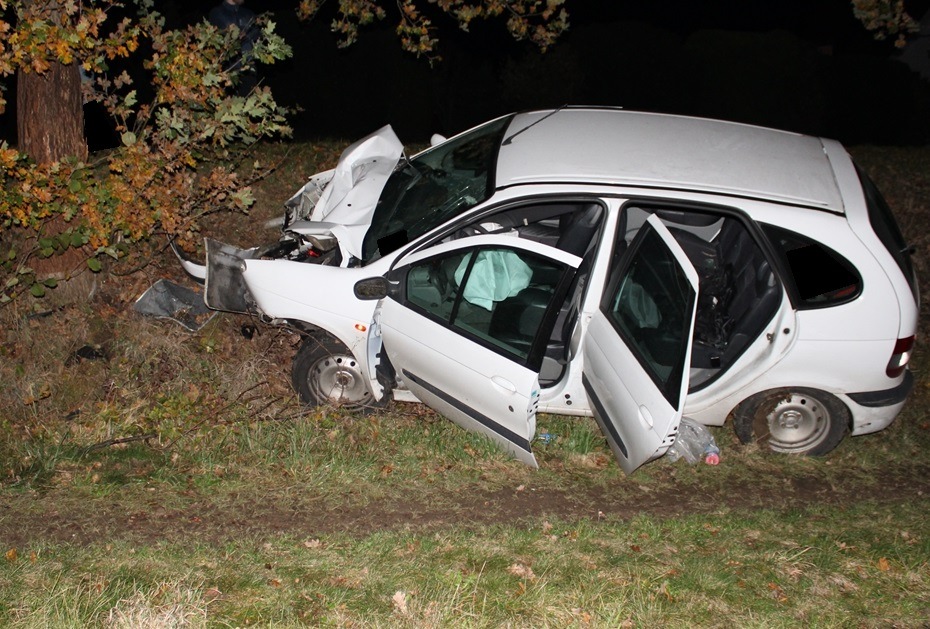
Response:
[354,276,396,300]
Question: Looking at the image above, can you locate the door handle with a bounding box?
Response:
[639,405,654,428]
[491,375,517,393]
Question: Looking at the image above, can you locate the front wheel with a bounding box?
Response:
[291,334,386,412]
[732,387,849,456]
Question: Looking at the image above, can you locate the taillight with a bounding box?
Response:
[886,335,915,378]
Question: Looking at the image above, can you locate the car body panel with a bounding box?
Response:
[285,125,403,260]
[497,110,845,211]
[377,235,584,468]
[582,215,700,474]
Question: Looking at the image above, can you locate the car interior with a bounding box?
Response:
[624,205,783,389]
[400,199,783,394]
[404,201,605,384]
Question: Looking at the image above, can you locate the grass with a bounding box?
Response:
[1,140,930,626]
[2,501,928,627]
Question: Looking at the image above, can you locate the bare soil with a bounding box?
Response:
[3,463,929,548]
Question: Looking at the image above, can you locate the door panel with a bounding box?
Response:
[379,236,582,467]
[583,214,699,474]
[381,300,541,466]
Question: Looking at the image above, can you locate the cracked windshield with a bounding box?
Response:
[361,115,514,263]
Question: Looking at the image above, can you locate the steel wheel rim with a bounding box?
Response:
[308,353,370,407]
[763,392,831,454]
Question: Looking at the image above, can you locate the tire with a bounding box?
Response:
[732,387,849,456]
[291,334,386,412]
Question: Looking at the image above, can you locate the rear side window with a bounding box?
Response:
[857,166,918,301]
[762,224,861,308]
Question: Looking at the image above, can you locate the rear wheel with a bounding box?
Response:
[291,334,385,411]
[732,387,849,455]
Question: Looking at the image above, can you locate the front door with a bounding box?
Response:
[377,236,583,467]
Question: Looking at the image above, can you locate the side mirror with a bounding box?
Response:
[430,133,447,147]
[354,276,393,300]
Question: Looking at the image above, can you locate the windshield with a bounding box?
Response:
[361,115,513,264]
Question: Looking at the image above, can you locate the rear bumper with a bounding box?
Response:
[844,370,914,436]
[848,370,914,407]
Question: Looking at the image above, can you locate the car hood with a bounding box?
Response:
[284,125,404,260]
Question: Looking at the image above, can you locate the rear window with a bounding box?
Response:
[762,224,862,308]
[857,166,918,302]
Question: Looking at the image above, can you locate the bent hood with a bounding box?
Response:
[285,125,403,260]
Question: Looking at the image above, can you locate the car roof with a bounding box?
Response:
[495,109,848,212]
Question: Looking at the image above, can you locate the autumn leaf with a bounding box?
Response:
[767,582,788,603]
[877,557,891,572]
[507,563,536,581]
[5,548,17,562]
[392,590,408,615]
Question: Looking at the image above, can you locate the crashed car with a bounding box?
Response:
[178,107,918,474]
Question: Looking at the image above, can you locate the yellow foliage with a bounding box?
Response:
[0,2,292,302]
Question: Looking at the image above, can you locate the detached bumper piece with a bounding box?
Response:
[204,238,260,314]
[134,279,216,332]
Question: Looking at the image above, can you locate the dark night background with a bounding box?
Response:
[9,0,930,147]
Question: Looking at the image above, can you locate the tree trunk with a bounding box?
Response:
[14,61,93,304]
[16,61,87,164]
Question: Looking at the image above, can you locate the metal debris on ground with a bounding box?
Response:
[134,279,215,332]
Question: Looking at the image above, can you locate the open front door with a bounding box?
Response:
[377,236,582,467]
[582,214,699,474]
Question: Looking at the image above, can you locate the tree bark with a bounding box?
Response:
[14,61,93,303]
[16,61,88,164]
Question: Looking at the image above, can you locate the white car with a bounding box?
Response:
[179,108,918,474]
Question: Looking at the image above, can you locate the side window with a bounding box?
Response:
[601,224,696,406]
[404,246,569,365]
[761,224,861,307]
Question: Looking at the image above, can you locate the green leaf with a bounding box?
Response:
[39,248,55,258]
[103,246,119,260]
[42,278,58,289]
[30,283,46,298]
[5,277,19,289]
[68,178,83,193]
[71,232,86,247]
[87,258,102,273]
[6,248,15,261]
[121,131,137,147]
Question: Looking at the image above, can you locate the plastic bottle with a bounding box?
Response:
[704,443,721,466]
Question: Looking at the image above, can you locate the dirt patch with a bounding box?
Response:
[4,464,929,548]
